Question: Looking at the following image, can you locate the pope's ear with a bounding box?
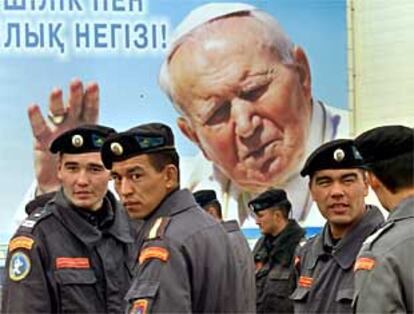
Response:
[177,117,211,161]
[292,46,311,99]
[177,117,200,145]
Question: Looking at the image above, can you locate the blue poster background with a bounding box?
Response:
[0,0,347,242]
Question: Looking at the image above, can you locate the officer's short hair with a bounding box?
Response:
[147,150,180,178]
[355,125,414,192]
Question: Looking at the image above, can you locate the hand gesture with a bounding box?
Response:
[28,79,100,194]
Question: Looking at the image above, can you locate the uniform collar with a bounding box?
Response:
[265,220,305,266]
[146,188,195,221]
[52,189,133,246]
[309,206,384,269]
[387,196,414,222]
[221,220,240,233]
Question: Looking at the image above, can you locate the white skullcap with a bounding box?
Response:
[167,2,257,59]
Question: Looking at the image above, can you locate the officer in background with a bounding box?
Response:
[1,125,136,313]
[101,122,246,313]
[353,125,414,313]
[193,189,224,221]
[193,189,256,313]
[249,188,304,314]
[292,139,384,313]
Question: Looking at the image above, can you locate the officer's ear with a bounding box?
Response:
[367,172,380,190]
[56,154,63,180]
[163,164,179,191]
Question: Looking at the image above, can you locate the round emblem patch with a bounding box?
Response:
[333,148,345,162]
[9,251,31,281]
[72,134,84,148]
[111,142,124,156]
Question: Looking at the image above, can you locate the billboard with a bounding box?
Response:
[0,0,348,245]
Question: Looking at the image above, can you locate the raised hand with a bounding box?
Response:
[28,79,100,194]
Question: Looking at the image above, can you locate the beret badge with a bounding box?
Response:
[110,142,123,156]
[333,148,345,162]
[71,134,84,148]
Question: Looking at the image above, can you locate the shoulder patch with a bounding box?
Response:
[146,217,171,240]
[130,299,148,314]
[354,257,376,272]
[139,246,169,264]
[8,236,34,252]
[9,251,31,281]
[298,275,313,288]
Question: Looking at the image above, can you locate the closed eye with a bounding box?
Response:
[240,83,269,102]
[205,101,231,126]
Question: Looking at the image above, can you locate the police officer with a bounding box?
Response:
[249,188,304,314]
[193,189,256,312]
[101,122,245,313]
[193,189,224,221]
[291,139,384,313]
[353,125,414,313]
[1,125,136,314]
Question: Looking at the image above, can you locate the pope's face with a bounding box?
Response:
[169,17,312,192]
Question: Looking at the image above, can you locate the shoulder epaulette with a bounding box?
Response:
[362,221,394,249]
[17,204,53,234]
[145,217,171,241]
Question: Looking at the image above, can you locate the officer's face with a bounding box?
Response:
[170,17,312,193]
[57,152,110,211]
[310,168,368,229]
[204,205,221,222]
[255,209,280,236]
[111,154,176,220]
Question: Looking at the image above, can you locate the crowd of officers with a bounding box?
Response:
[1,123,413,313]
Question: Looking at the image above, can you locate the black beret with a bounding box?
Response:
[300,139,365,177]
[193,190,218,208]
[50,124,116,154]
[248,188,290,213]
[101,122,175,169]
[355,125,414,165]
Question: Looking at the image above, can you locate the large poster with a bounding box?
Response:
[0,0,348,245]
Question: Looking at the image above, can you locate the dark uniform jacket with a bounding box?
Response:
[125,189,246,313]
[354,196,414,313]
[2,189,136,314]
[253,219,305,314]
[222,220,256,313]
[292,205,384,313]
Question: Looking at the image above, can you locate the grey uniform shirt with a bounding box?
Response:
[1,189,136,314]
[354,196,414,313]
[292,206,384,313]
[222,220,256,313]
[125,189,248,313]
[254,219,305,314]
